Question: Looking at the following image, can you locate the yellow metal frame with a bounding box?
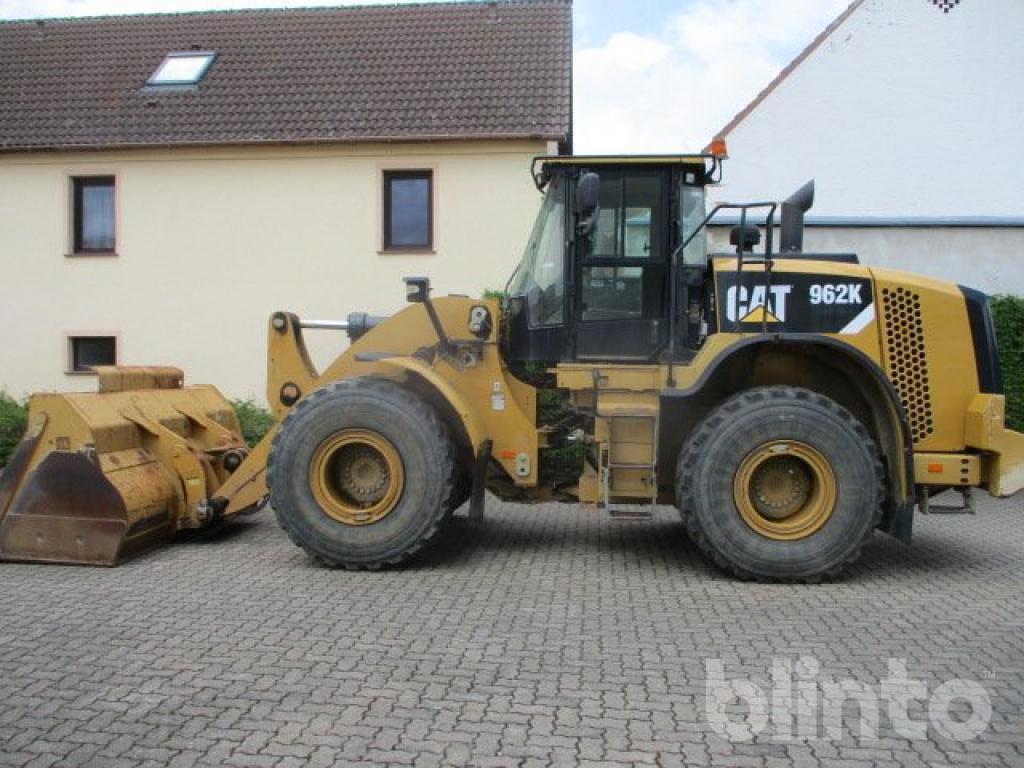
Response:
[220,297,540,515]
[8,243,1024,567]
[0,367,249,564]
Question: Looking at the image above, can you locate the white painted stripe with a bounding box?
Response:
[839,303,875,335]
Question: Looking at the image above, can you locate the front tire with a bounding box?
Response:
[676,386,883,582]
[267,378,455,569]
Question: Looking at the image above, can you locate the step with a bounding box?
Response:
[608,507,654,521]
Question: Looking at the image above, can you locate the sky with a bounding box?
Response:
[0,0,851,153]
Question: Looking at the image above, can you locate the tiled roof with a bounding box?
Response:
[0,0,572,152]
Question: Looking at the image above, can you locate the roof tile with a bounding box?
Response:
[0,0,572,151]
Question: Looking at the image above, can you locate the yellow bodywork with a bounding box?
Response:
[2,257,1022,566]
[557,258,1024,509]
[216,297,541,515]
[0,367,247,565]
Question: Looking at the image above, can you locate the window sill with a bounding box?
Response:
[65,369,100,376]
[66,251,118,259]
[378,248,435,255]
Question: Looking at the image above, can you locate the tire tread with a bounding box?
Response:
[267,377,455,570]
[675,386,885,582]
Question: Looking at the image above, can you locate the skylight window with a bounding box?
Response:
[148,52,216,86]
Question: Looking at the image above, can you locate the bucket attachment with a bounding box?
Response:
[0,366,250,566]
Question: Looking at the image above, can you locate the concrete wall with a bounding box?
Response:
[709,224,1024,296]
[0,140,550,399]
[712,0,1024,218]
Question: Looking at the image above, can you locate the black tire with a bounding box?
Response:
[676,386,884,582]
[267,378,455,569]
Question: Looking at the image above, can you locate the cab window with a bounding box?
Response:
[581,173,665,322]
[679,183,708,267]
[509,177,565,327]
[589,175,662,260]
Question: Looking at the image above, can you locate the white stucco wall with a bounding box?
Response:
[0,140,550,399]
[712,0,1024,218]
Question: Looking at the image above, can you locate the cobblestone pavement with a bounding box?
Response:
[1,495,1022,768]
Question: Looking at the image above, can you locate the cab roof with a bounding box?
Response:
[532,154,722,189]
[538,154,716,166]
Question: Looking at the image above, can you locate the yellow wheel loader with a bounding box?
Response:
[2,153,1022,580]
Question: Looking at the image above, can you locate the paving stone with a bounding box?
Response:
[0,499,1021,767]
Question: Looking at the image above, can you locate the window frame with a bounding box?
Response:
[71,175,117,256]
[382,169,434,253]
[66,334,119,376]
[576,169,671,324]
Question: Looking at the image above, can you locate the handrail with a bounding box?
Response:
[667,201,778,388]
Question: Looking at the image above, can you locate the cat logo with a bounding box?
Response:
[725,284,793,324]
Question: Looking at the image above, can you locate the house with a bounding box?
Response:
[706,0,1024,296]
[0,0,572,397]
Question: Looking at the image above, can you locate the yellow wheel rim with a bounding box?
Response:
[734,440,837,541]
[309,429,404,526]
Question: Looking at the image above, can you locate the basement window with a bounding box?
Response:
[148,52,216,85]
[68,336,117,374]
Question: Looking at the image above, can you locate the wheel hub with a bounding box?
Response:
[750,456,812,520]
[734,441,836,541]
[338,446,390,504]
[309,430,404,526]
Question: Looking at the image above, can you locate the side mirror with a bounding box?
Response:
[576,172,600,216]
[404,276,430,303]
[575,172,601,236]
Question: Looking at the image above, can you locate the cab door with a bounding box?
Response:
[572,170,670,361]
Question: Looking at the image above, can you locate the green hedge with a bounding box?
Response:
[0,394,28,469]
[232,398,277,448]
[992,295,1024,432]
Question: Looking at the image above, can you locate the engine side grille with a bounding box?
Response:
[882,287,934,442]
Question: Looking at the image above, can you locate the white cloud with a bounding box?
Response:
[574,0,851,153]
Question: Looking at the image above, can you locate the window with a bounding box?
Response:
[72,176,116,254]
[679,183,708,267]
[383,170,432,250]
[148,52,216,85]
[581,173,665,322]
[581,267,645,321]
[68,336,117,374]
[588,175,663,260]
[508,177,565,326]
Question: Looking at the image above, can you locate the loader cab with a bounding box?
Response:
[504,155,718,364]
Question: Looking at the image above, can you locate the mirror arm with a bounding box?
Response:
[423,300,453,357]
[404,276,452,355]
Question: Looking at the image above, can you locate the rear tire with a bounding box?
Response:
[676,386,883,582]
[267,378,455,569]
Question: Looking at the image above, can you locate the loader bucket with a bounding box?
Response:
[0,367,250,566]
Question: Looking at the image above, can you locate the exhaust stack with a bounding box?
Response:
[780,180,815,253]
